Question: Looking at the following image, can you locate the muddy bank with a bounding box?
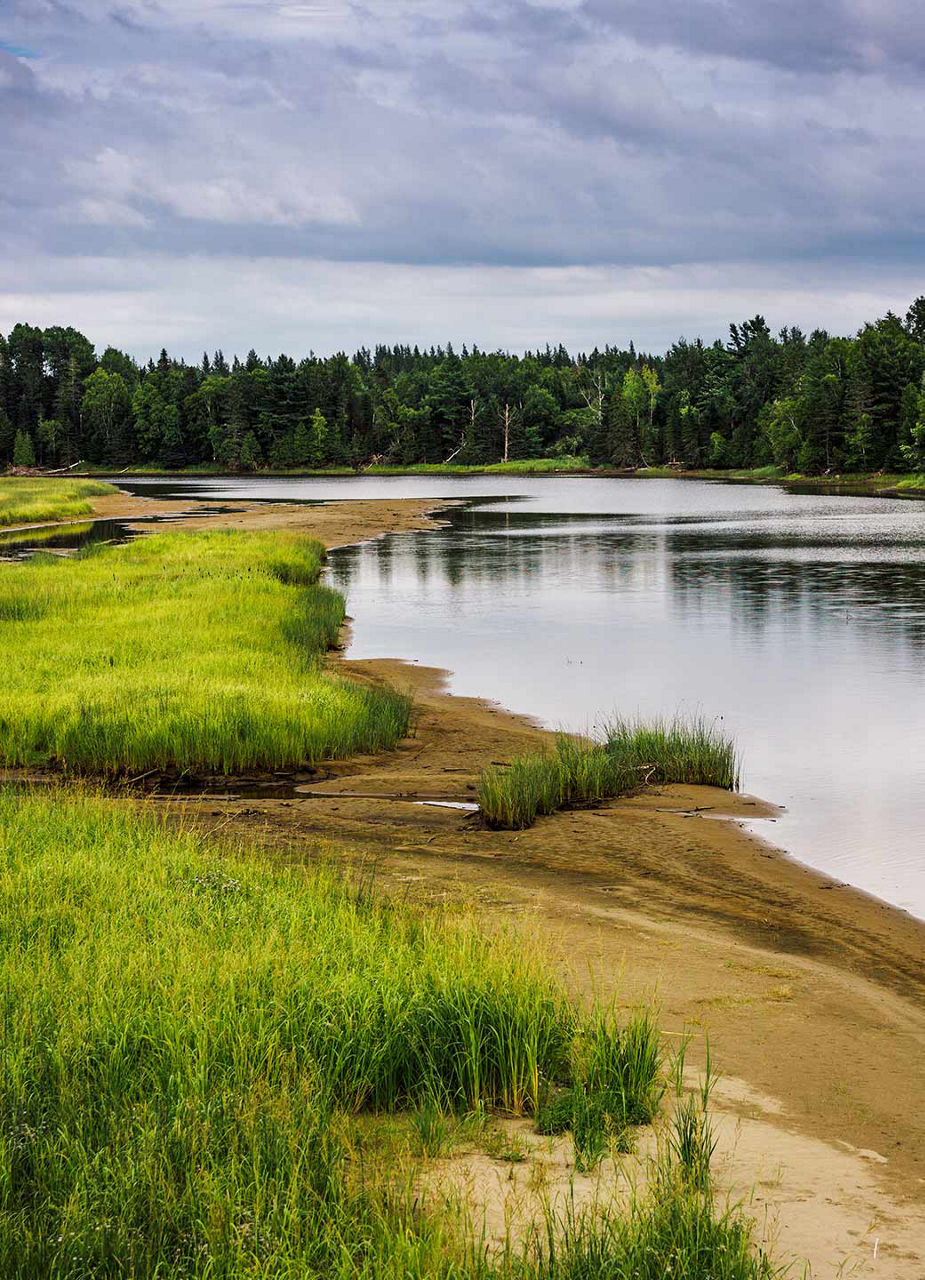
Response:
[101,486,460,546]
[2,486,459,547]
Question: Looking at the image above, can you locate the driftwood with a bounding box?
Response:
[45,460,86,475]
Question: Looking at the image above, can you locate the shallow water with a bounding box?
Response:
[0,519,133,559]
[114,475,925,917]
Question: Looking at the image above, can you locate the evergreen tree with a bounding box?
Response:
[13,429,36,468]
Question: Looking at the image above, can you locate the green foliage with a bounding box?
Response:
[239,429,262,470]
[478,716,739,830]
[81,367,133,461]
[11,430,35,467]
[0,528,411,772]
[6,302,925,473]
[0,477,115,526]
[532,1181,776,1280]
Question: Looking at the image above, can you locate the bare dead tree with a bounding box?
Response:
[577,369,606,430]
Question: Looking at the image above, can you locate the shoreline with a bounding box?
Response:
[48,462,925,499]
[8,483,925,1274]
[182,651,925,1275]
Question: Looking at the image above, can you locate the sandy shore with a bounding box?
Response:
[24,486,925,1274]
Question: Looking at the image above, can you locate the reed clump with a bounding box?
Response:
[0,477,116,526]
[0,527,411,773]
[479,715,740,829]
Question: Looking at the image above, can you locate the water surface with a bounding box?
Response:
[115,475,925,917]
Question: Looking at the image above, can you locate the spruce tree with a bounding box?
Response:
[13,429,36,468]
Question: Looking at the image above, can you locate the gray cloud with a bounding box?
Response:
[2,0,924,353]
[582,0,925,75]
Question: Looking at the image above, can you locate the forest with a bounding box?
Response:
[4,300,925,474]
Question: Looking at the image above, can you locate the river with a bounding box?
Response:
[114,474,925,918]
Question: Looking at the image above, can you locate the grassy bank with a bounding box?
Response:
[79,456,592,478]
[74,460,925,493]
[0,527,410,773]
[479,716,740,829]
[0,788,775,1278]
[0,477,116,526]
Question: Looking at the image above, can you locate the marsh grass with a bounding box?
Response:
[605,715,740,791]
[532,1183,777,1280]
[0,787,650,1277]
[479,716,740,830]
[0,526,411,772]
[534,1007,662,1171]
[0,788,774,1278]
[0,477,116,526]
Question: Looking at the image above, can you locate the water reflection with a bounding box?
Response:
[328,498,925,918]
[0,520,134,560]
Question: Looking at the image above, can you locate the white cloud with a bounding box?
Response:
[66,147,359,229]
[76,197,151,227]
[0,253,915,361]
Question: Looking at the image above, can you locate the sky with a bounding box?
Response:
[2,0,924,360]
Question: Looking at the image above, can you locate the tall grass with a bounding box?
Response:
[532,1182,776,1280]
[0,527,411,773]
[0,787,685,1278]
[605,714,740,790]
[479,716,740,830]
[0,477,116,526]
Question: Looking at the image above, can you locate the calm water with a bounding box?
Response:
[0,519,135,560]
[115,475,925,917]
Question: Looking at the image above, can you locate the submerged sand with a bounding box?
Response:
[14,485,925,1275]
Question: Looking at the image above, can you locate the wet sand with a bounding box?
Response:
[24,486,925,1273]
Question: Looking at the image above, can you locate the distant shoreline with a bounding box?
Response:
[52,461,925,499]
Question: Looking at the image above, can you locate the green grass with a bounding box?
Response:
[83,457,592,478]
[0,527,411,773]
[0,787,640,1276]
[533,1181,775,1280]
[361,456,591,475]
[478,716,740,830]
[0,788,777,1278]
[0,477,116,526]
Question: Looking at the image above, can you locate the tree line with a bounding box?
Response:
[4,300,925,473]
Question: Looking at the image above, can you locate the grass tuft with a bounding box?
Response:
[479,716,740,829]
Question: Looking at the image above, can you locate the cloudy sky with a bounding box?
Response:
[2,0,923,359]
